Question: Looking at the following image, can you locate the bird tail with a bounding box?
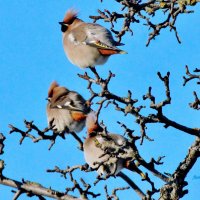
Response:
[98,49,127,55]
[119,50,128,54]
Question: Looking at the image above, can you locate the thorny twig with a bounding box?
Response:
[117,172,145,199]
[142,71,200,137]
[0,160,78,200]
[47,164,90,179]
[183,65,200,110]
[3,67,200,200]
[1,1,199,198]
[104,184,130,200]
[0,133,6,155]
[183,65,200,86]
[90,0,200,45]
[80,69,200,142]
[47,121,167,198]
[189,91,200,110]
[8,120,83,150]
[160,137,200,200]
[66,171,100,199]
[4,68,197,199]
[77,68,200,199]
[117,121,140,141]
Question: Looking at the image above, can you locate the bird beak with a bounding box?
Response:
[59,22,68,26]
[46,97,51,101]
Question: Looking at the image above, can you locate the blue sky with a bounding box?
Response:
[0,1,200,199]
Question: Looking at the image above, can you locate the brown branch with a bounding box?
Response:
[189,91,200,110]
[117,121,140,142]
[143,72,200,137]
[91,138,164,198]
[159,137,200,199]
[156,114,200,137]
[8,120,66,150]
[143,72,171,110]
[0,178,79,200]
[12,189,24,200]
[4,66,200,200]
[0,133,5,155]
[8,120,84,151]
[94,129,168,184]
[78,71,151,144]
[104,184,130,200]
[47,164,90,179]
[90,0,200,45]
[47,165,101,198]
[66,171,100,199]
[81,69,200,141]
[183,65,200,86]
[0,161,79,200]
[194,68,200,72]
[117,172,144,199]
[127,145,169,183]
[78,71,136,105]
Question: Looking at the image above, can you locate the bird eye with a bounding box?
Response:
[70,100,74,106]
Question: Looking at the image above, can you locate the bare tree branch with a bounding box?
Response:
[189,91,200,110]
[117,172,145,199]
[0,160,80,200]
[90,0,200,45]
[159,137,200,200]
[47,164,90,179]
[66,171,101,199]
[8,120,84,151]
[183,65,200,86]
[0,133,5,155]
[104,184,130,200]
[1,1,200,199]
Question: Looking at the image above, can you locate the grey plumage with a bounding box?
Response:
[46,82,90,133]
[60,9,127,69]
[84,133,126,176]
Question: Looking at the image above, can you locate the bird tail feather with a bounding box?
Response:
[119,50,128,54]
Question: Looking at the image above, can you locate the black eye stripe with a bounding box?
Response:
[61,25,68,33]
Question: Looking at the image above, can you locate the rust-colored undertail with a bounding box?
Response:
[98,49,120,55]
[71,111,87,122]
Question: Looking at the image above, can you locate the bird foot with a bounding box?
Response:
[89,66,100,80]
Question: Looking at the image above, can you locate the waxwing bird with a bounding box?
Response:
[59,9,127,69]
[83,111,145,177]
[46,81,90,133]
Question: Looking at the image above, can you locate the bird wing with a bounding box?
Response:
[70,23,127,55]
[95,133,127,153]
[50,92,90,113]
[85,24,127,54]
[109,133,127,146]
[84,23,118,48]
[71,23,117,48]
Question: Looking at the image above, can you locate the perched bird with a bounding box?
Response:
[59,9,127,69]
[46,81,90,133]
[83,111,145,177]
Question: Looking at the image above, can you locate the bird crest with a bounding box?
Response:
[48,81,59,98]
[63,9,78,24]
